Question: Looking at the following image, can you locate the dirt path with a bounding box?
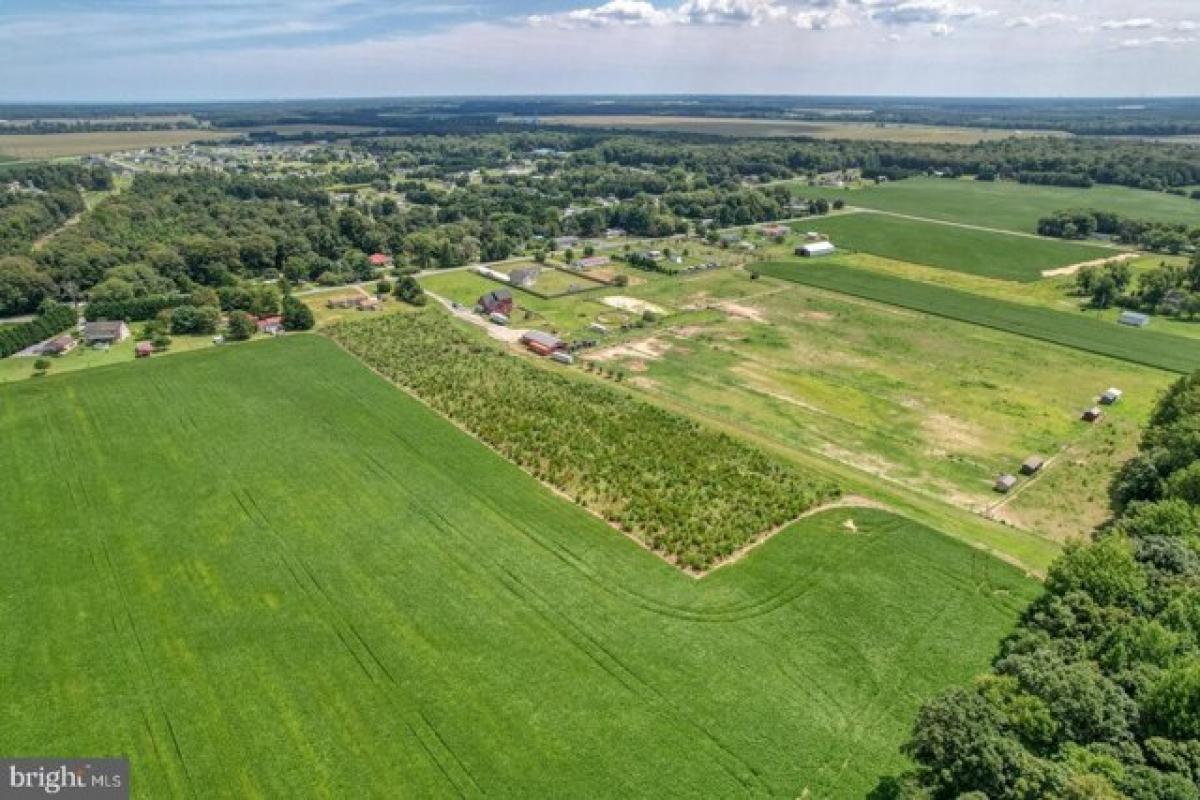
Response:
[699,495,894,574]
[32,210,84,251]
[1041,251,1139,278]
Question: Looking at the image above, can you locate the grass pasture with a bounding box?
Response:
[787,212,1114,282]
[0,130,238,159]
[0,335,1038,797]
[584,268,1169,542]
[791,177,1200,233]
[757,260,1200,374]
[537,115,1065,144]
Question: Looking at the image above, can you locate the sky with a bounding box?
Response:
[2,0,1199,101]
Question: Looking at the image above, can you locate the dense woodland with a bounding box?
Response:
[888,375,1200,799]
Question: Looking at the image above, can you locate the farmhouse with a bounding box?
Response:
[42,335,77,356]
[520,330,564,356]
[82,321,130,346]
[994,475,1017,494]
[1082,407,1104,423]
[509,267,540,288]
[1101,388,1123,405]
[797,241,837,258]
[1119,311,1151,328]
[257,315,285,334]
[1020,456,1045,476]
[478,289,514,316]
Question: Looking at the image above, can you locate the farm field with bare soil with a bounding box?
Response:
[0,129,238,158]
[0,333,1038,798]
[538,115,1066,143]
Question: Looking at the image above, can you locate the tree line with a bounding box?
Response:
[887,373,1200,799]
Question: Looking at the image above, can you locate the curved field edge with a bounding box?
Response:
[328,310,840,572]
[0,334,1039,798]
[756,260,1200,375]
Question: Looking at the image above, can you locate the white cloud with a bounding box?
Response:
[854,0,985,28]
[1101,18,1158,31]
[1118,35,1198,49]
[530,0,794,28]
[1004,13,1072,29]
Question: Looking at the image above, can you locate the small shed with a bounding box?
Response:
[488,312,509,326]
[368,253,392,268]
[1119,311,1150,328]
[1020,456,1045,476]
[994,475,1018,494]
[43,335,77,356]
[257,315,285,334]
[760,224,789,238]
[135,341,154,358]
[797,241,837,258]
[1082,407,1104,423]
[1101,388,1123,405]
[551,352,575,365]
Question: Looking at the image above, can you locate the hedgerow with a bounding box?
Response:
[330,310,839,570]
[0,301,75,358]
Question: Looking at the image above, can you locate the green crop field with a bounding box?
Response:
[788,212,1113,282]
[792,177,1200,233]
[758,260,1200,374]
[0,335,1038,798]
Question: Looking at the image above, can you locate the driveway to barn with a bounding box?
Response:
[429,292,527,344]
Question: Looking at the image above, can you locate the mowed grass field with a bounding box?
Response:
[788,212,1114,282]
[0,130,238,158]
[537,116,1066,144]
[758,260,1200,374]
[0,335,1038,798]
[792,177,1200,233]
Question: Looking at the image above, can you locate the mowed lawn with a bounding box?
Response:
[790,212,1113,282]
[0,335,1038,798]
[758,260,1200,374]
[793,177,1200,233]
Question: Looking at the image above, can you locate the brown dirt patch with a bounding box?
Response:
[1041,252,1137,279]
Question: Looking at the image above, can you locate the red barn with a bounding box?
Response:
[478,289,514,316]
[520,330,564,356]
[368,253,392,268]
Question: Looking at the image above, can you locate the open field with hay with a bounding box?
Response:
[0,334,1038,797]
[790,176,1200,232]
[0,129,239,158]
[538,115,1066,143]
[783,212,1114,282]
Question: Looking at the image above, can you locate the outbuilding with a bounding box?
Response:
[797,241,837,257]
[135,341,154,358]
[43,335,77,356]
[551,352,575,365]
[520,330,564,356]
[1119,311,1151,328]
[1082,407,1104,423]
[1101,388,1123,405]
[509,267,540,288]
[1020,456,1045,476]
[994,475,1018,494]
[368,253,392,268]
